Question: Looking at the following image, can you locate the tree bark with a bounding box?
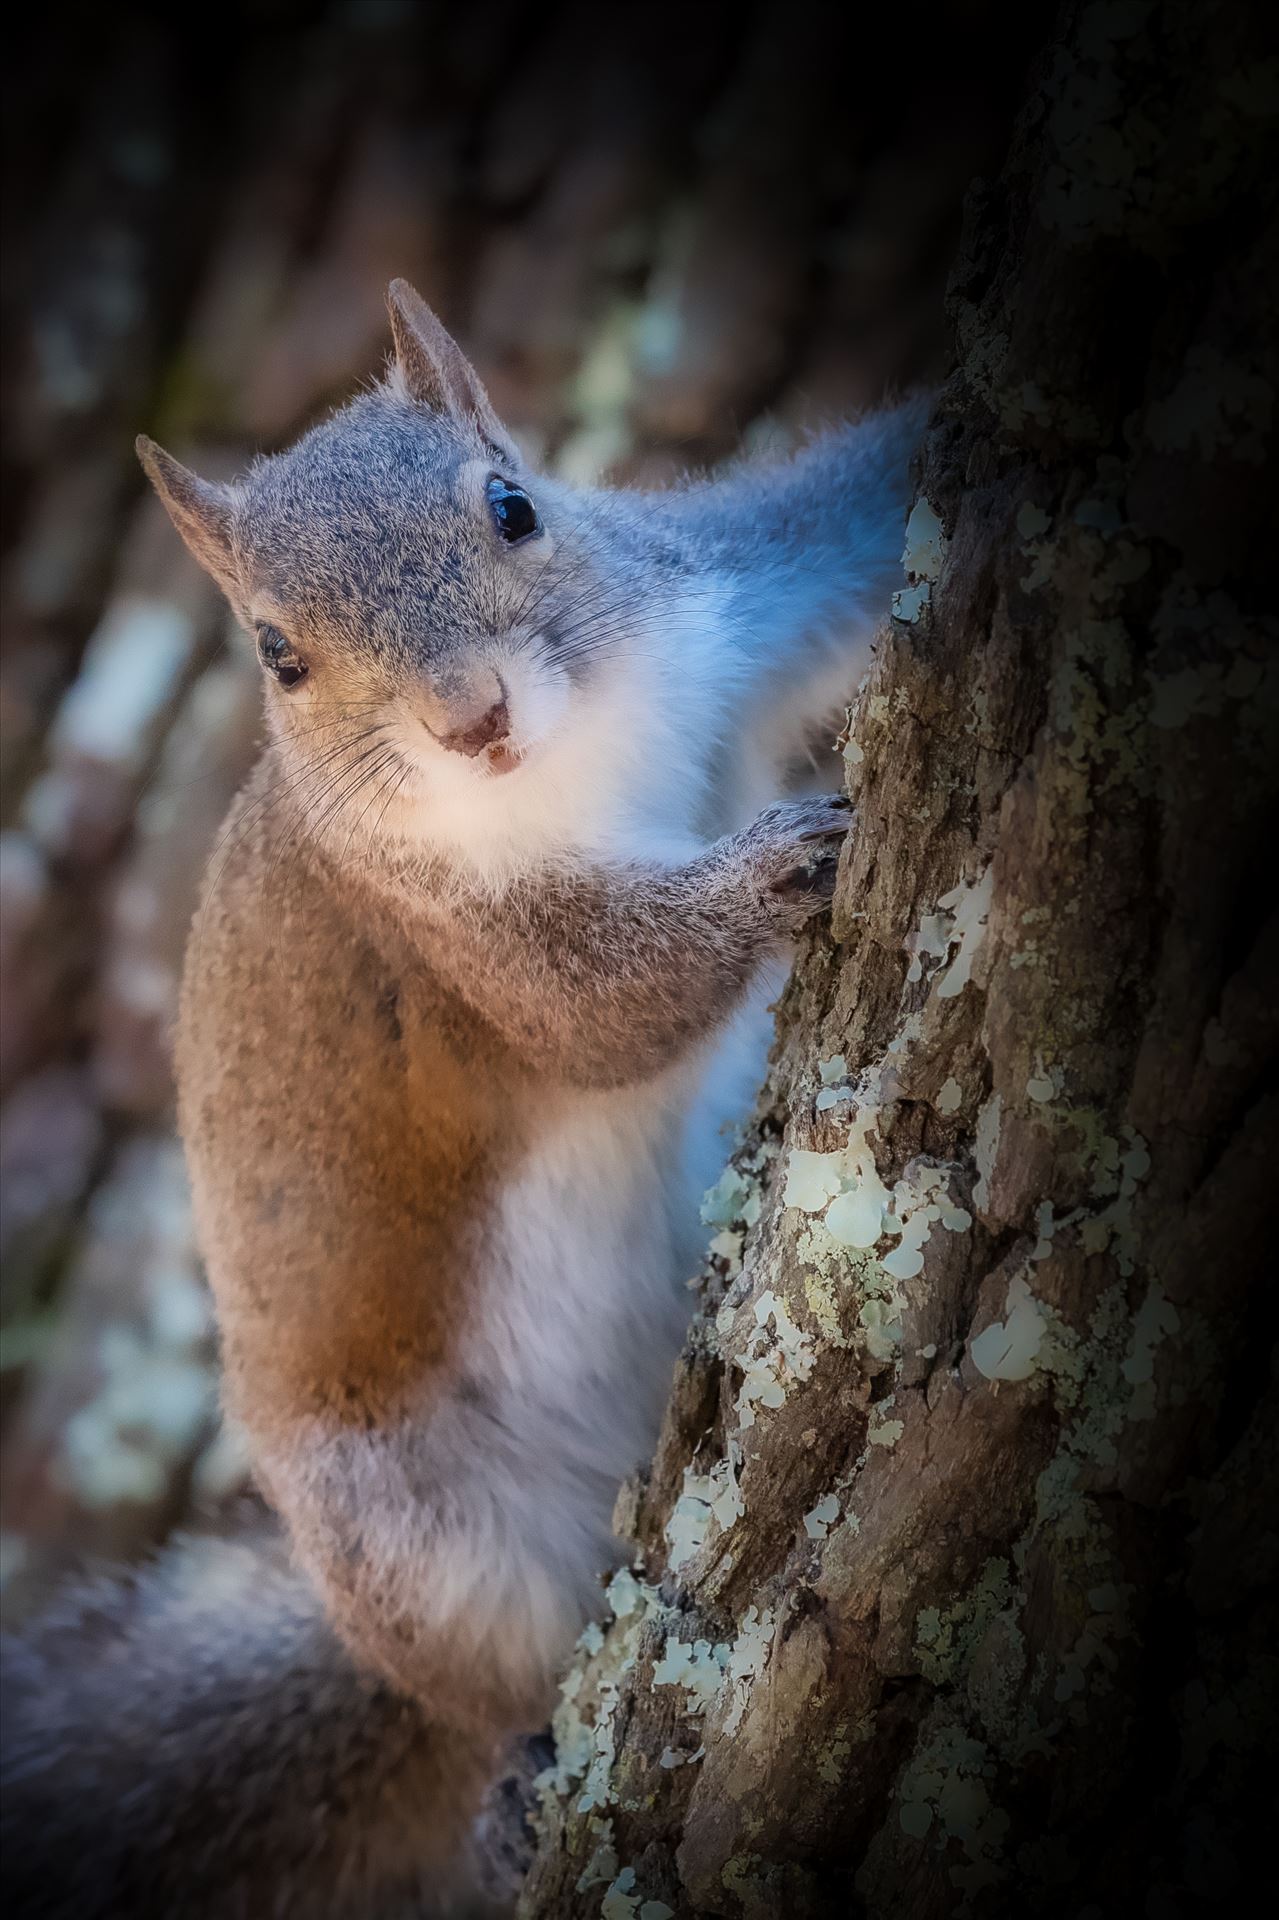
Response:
[520,5,1278,1915]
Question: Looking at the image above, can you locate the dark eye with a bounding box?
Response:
[256,624,308,689]
[486,476,540,544]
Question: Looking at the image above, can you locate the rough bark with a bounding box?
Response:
[521,6,1278,1915]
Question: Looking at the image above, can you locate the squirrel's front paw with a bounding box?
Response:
[741,795,853,934]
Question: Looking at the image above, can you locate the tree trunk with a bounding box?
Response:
[520,5,1277,1915]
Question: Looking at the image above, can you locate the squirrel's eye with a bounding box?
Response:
[256,624,308,689]
[486,477,540,544]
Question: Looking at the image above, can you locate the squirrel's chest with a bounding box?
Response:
[460,1081,694,1476]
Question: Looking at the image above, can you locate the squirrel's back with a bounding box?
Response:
[0,1526,505,1919]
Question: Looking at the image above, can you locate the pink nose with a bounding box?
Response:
[437,698,510,758]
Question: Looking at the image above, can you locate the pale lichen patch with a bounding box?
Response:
[1073,1125,1151,1273]
[902,497,948,581]
[915,1560,1014,1689]
[651,1635,730,1716]
[934,867,994,1000]
[575,1824,620,1893]
[665,1451,745,1571]
[536,1567,666,1822]
[804,1491,841,1539]
[1121,1280,1179,1420]
[1146,343,1271,465]
[1026,1054,1059,1104]
[816,1729,852,1784]
[722,1605,776,1735]
[937,1077,963,1115]
[903,867,992,1001]
[650,1605,775,1742]
[732,1291,819,1429]
[796,1218,860,1345]
[599,1865,675,1920]
[783,1149,845,1213]
[972,1093,1003,1214]
[892,581,932,623]
[892,1723,1010,1896]
[701,1163,763,1233]
[789,1083,970,1292]
[905,910,953,986]
[970,1277,1049,1383]
[868,1415,904,1448]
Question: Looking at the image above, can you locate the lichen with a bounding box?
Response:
[892,581,931,623]
[901,497,948,582]
[1146,343,1271,464]
[934,868,994,1000]
[537,1567,666,1822]
[730,1290,819,1429]
[665,1450,744,1571]
[652,1635,731,1716]
[701,1163,763,1233]
[890,1721,1011,1898]
[722,1606,776,1735]
[937,1077,963,1115]
[970,1276,1051,1383]
[786,1080,971,1298]
[915,1560,1015,1689]
[650,1605,775,1737]
[804,1492,841,1540]
[867,1414,903,1448]
[972,1094,1003,1214]
[599,1866,674,1920]
[902,866,992,1000]
[576,1824,620,1893]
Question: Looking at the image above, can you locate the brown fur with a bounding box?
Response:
[180,757,510,1438]
[0,280,921,1916]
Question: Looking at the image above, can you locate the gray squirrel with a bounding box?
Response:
[1,282,927,1917]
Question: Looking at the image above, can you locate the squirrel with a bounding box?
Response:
[1,281,927,1918]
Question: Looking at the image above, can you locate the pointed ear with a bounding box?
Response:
[386,279,513,459]
[136,437,240,599]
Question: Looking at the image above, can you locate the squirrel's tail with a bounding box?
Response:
[0,1527,507,1919]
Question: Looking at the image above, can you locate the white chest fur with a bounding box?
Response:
[468,1076,694,1490]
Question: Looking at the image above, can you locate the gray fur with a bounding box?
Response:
[0,1529,499,1918]
[6,284,929,1917]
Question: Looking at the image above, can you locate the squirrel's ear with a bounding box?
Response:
[387,279,513,459]
[136,437,239,598]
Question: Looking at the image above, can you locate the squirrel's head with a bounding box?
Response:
[139,281,659,866]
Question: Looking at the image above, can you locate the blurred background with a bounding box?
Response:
[0,0,1043,1611]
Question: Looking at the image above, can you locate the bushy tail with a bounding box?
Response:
[683,387,935,671]
[1,1528,504,1919]
[687,390,933,825]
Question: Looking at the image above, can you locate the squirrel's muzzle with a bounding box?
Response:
[418,666,519,770]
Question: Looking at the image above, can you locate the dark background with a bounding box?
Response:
[0,0,1045,1603]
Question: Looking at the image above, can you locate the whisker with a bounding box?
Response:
[265,743,399,970]
[334,748,409,869]
[192,727,383,956]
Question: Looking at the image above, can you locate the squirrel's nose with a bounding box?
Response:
[419,667,511,758]
[436,696,510,758]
